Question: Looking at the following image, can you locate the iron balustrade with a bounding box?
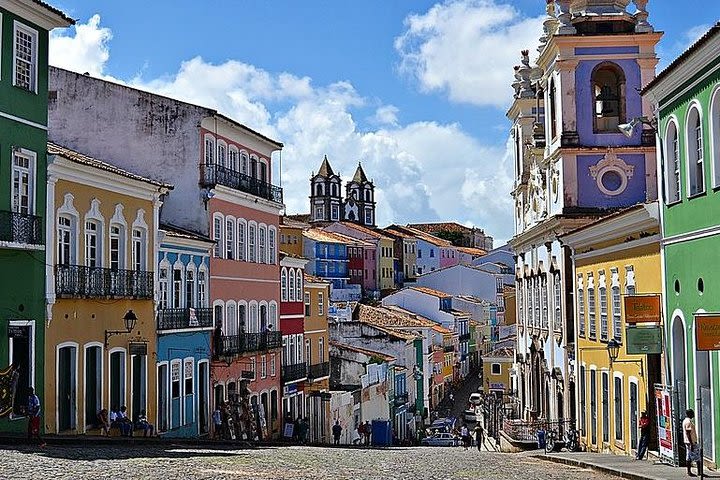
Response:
[307,361,330,380]
[200,163,283,204]
[459,333,471,342]
[394,392,409,405]
[502,418,574,442]
[219,331,282,356]
[55,264,153,298]
[157,308,213,330]
[443,345,454,353]
[0,210,42,245]
[281,362,307,382]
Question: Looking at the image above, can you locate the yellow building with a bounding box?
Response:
[562,202,662,456]
[303,274,331,443]
[280,216,308,257]
[482,347,514,395]
[45,143,171,434]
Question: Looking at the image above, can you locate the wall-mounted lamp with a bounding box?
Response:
[618,116,657,138]
[607,338,644,377]
[105,309,138,347]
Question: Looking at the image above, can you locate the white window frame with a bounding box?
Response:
[217,141,227,168]
[11,148,36,215]
[281,268,288,302]
[57,214,75,265]
[213,213,223,258]
[248,222,257,263]
[237,219,247,261]
[198,266,208,307]
[172,263,183,309]
[226,216,235,260]
[12,21,38,93]
[268,227,276,265]
[289,269,296,302]
[185,263,196,308]
[665,118,681,203]
[295,269,302,302]
[685,103,705,197]
[158,262,170,309]
[261,355,267,379]
[258,224,266,264]
[228,146,239,171]
[318,291,324,316]
[131,228,145,271]
[204,134,215,164]
[711,86,720,188]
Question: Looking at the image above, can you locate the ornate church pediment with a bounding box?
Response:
[589,150,634,196]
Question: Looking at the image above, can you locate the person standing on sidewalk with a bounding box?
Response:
[683,409,700,477]
[636,411,651,460]
[473,423,485,451]
[332,420,342,445]
[26,387,45,447]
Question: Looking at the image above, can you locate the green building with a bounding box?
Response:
[0,1,72,432]
[643,23,720,466]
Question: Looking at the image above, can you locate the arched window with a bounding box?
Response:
[226,217,235,260]
[316,183,324,196]
[248,222,256,262]
[711,87,720,188]
[289,269,296,302]
[238,302,247,333]
[548,77,558,140]
[665,120,681,203]
[217,142,227,168]
[228,146,238,171]
[260,304,268,330]
[237,219,246,261]
[331,183,338,197]
[225,302,237,336]
[268,227,276,264]
[592,63,626,133]
[258,226,266,264]
[281,269,288,302]
[295,269,302,301]
[250,157,258,179]
[213,214,223,258]
[687,105,705,196]
[204,135,215,164]
[240,152,249,175]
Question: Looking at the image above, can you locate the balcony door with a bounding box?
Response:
[84,345,102,430]
[57,344,77,432]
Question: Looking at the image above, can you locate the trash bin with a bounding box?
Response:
[536,429,546,449]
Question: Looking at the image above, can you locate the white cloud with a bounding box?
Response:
[49,14,112,76]
[48,14,517,243]
[395,0,543,108]
[658,23,713,71]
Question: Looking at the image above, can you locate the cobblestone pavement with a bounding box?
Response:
[0,444,617,480]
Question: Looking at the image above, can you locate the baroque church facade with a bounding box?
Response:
[309,156,376,227]
[509,0,660,425]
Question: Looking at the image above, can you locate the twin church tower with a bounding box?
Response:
[309,156,377,228]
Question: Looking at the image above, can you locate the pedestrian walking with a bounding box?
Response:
[26,387,45,447]
[212,406,223,439]
[473,423,485,451]
[683,409,700,477]
[636,411,650,460]
[364,421,372,446]
[460,424,470,450]
[332,420,342,445]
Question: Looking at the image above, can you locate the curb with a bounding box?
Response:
[532,454,664,480]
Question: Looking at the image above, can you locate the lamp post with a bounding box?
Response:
[606,338,644,377]
[104,309,138,347]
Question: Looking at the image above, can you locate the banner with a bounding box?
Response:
[655,384,678,466]
[0,364,20,418]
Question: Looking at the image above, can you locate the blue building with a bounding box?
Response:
[303,228,361,301]
[156,225,214,438]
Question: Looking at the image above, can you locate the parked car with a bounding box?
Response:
[463,408,479,423]
[429,418,455,433]
[469,393,482,405]
[421,432,460,447]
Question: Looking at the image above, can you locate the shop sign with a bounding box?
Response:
[489,382,504,390]
[626,326,663,354]
[624,295,661,324]
[695,314,720,351]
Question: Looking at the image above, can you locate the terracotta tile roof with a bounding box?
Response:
[49,142,173,189]
[408,222,480,235]
[356,304,436,329]
[410,286,451,298]
[304,273,329,284]
[304,228,370,245]
[482,347,514,359]
[279,251,307,261]
[329,341,396,362]
[336,222,392,240]
[160,224,213,243]
[643,23,720,95]
[431,324,452,335]
[31,0,75,24]
[457,246,487,256]
[285,213,312,223]
[402,226,453,247]
[281,216,311,229]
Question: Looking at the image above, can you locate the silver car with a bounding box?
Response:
[421,432,460,447]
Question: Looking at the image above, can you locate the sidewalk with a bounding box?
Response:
[536,451,720,480]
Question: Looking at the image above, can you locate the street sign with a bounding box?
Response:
[695,314,720,351]
[624,295,661,324]
[626,326,663,354]
[489,382,505,391]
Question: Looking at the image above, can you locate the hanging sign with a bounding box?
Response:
[624,295,661,324]
[695,314,720,351]
[625,326,663,354]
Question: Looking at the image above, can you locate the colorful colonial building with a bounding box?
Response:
[643,22,720,466]
[0,0,72,432]
[45,143,170,434]
[509,0,660,426]
[303,274,331,443]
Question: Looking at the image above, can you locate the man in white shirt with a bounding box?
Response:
[683,409,699,477]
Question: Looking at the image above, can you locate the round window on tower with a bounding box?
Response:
[596,167,628,196]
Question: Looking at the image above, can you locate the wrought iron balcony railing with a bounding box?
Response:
[281,362,307,383]
[459,333,471,342]
[0,210,42,245]
[394,392,409,405]
[55,264,153,298]
[443,345,454,353]
[218,331,283,356]
[157,308,213,330]
[307,361,330,380]
[200,163,283,204]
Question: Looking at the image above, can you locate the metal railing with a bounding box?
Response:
[219,331,282,355]
[157,308,213,330]
[281,362,307,382]
[502,418,574,442]
[394,392,409,405]
[200,163,283,204]
[0,210,42,245]
[459,333,471,342]
[55,264,153,298]
[443,345,454,353]
[307,361,330,379]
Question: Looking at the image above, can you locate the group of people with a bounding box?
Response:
[96,406,155,437]
[355,421,373,446]
[457,423,488,451]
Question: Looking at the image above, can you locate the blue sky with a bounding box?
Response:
[49,1,719,242]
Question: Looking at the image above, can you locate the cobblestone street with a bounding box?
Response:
[0,444,616,480]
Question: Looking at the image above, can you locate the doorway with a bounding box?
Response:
[58,345,77,432]
[84,345,101,430]
[158,364,168,432]
[199,362,209,434]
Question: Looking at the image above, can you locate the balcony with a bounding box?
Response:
[218,331,282,356]
[394,392,409,406]
[281,362,307,383]
[459,333,471,342]
[443,345,454,353]
[307,361,330,380]
[55,264,153,298]
[0,210,42,245]
[200,163,283,204]
[157,308,213,330]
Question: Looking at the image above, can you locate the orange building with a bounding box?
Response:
[303,274,331,443]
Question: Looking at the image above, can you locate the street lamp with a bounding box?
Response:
[618,116,657,138]
[605,337,644,377]
[104,309,138,347]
